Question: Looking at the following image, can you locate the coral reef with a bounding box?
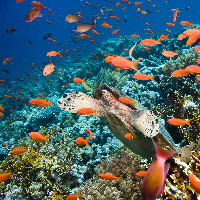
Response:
[0,126,81,199]
[164,47,200,74]
[163,148,200,200]
[79,148,144,200]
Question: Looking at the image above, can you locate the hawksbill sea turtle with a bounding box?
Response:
[57,83,176,160]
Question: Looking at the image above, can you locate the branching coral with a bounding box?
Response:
[79,149,144,200]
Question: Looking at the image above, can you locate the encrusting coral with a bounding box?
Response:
[79,148,144,200]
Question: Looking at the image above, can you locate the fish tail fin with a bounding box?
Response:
[186,119,192,127]
[152,139,177,161]
[151,75,157,82]
[130,58,142,72]
[132,102,136,107]
[49,101,54,106]
[44,135,50,142]
[76,190,82,197]
[85,137,91,147]
[117,177,123,181]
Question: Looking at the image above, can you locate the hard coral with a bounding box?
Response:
[79,150,143,200]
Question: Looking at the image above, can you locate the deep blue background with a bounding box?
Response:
[0,0,199,80]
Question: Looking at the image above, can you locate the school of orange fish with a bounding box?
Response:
[1,0,200,199]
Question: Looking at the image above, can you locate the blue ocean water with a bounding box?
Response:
[0,0,200,199]
[0,0,199,79]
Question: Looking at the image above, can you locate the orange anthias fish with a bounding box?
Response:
[142,139,177,200]
[46,51,60,57]
[65,14,81,23]
[30,1,41,6]
[0,172,12,183]
[194,45,200,52]
[132,73,155,81]
[166,23,175,26]
[166,29,172,33]
[172,8,179,23]
[160,34,169,40]
[171,69,190,77]
[188,174,200,194]
[25,2,45,22]
[185,65,200,73]
[110,56,141,72]
[74,129,92,147]
[101,22,112,28]
[91,29,100,35]
[180,21,194,27]
[74,136,91,147]
[77,108,96,115]
[140,38,161,46]
[43,62,55,76]
[28,132,49,142]
[73,77,86,83]
[76,34,92,39]
[129,42,137,57]
[48,9,53,15]
[130,34,139,38]
[110,16,117,18]
[196,60,200,64]
[99,174,121,180]
[186,35,200,45]
[183,28,200,37]
[105,56,115,63]
[162,50,178,58]
[134,2,142,6]
[167,118,191,127]
[118,97,136,106]
[15,0,25,3]
[147,29,154,34]
[124,133,133,140]
[10,148,26,155]
[112,29,119,34]
[177,34,187,40]
[135,171,147,177]
[28,99,52,107]
[66,190,81,200]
